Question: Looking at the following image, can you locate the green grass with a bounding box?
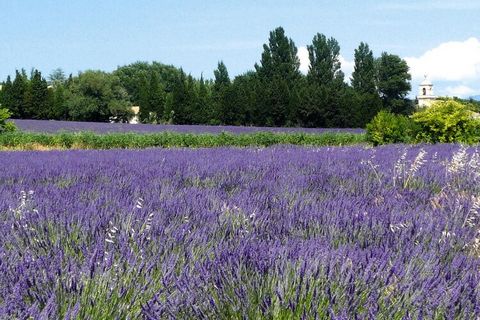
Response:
[0,131,367,150]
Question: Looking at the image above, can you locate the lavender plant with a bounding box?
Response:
[12,119,364,135]
[0,145,479,318]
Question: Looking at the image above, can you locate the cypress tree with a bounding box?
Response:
[149,70,165,123]
[351,42,376,94]
[138,74,151,122]
[184,74,197,124]
[194,75,210,124]
[0,76,13,113]
[170,70,188,124]
[307,34,343,86]
[351,42,382,126]
[29,70,49,119]
[52,84,67,120]
[213,61,231,124]
[255,27,301,126]
[10,70,29,118]
[300,33,346,127]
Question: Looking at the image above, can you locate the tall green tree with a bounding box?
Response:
[10,70,29,118]
[114,61,180,106]
[138,70,166,123]
[193,75,212,124]
[65,71,132,122]
[214,64,263,126]
[138,73,152,122]
[351,42,376,94]
[213,61,230,87]
[213,61,231,124]
[148,70,165,122]
[255,27,301,82]
[47,68,67,120]
[376,52,412,114]
[51,84,67,120]
[28,70,49,119]
[229,71,262,126]
[170,70,189,124]
[0,76,13,113]
[351,42,382,127]
[184,74,197,124]
[307,34,343,86]
[255,27,301,126]
[299,33,347,127]
[49,68,66,87]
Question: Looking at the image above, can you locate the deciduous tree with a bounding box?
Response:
[376,52,412,114]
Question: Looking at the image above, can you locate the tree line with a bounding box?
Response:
[0,27,413,128]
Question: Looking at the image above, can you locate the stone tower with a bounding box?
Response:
[417,75,437,108]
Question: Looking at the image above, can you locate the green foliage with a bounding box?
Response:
[10,70,29,118]
[138,70,166,123]
[221,71,259,126]
[65,71,132,122]
[114,61,180,104]
[412,100,480,143]
[307,33,343,86]
[50,85,68,120]
[0,69,51,120]
[351,42,376,95]
[213,61,232,124]
[1,27,414,129]
[255,27,302,126]
[366,110,419,145]
[255,27,301,82]
[350,42,383,128]
[297,33,352,128]
[28,70,50,119]
[0,76,14,115]
[3,122,17,132]
[0,131,366,150]
[49,68,66,87]
[376,53,412,114]
[0,108,17,133]
[169,70,190,124]
[351,91,383,128]
[367,100,480,145]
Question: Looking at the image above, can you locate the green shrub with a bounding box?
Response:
[412,100,480,143]
[366,110,419,145]
[0,131,367,150]
[0,108,17,133]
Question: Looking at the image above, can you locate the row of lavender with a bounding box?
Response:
[0,145,479,318]
[12,119,364,134]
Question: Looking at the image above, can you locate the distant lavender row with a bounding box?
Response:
[1,145,479,318]
[12,119,365,134]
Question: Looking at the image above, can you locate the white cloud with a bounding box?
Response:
[339,55,355,82]
[445,85,476,97]
[298,46,310,74]
[405,37,480,82]
[297,46,354,80]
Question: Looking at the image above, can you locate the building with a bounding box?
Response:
[417,75,437,108]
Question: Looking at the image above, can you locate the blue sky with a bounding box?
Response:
[1,0,479,97]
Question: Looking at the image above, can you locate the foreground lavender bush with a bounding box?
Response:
[12,119,364,135]
[0,145,479,318]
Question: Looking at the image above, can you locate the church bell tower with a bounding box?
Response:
[417,75,437,108]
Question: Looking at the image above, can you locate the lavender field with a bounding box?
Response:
[1,145,479,318]
[12,119,364,135]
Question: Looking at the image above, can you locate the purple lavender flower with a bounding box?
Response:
[0,144,479,318]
